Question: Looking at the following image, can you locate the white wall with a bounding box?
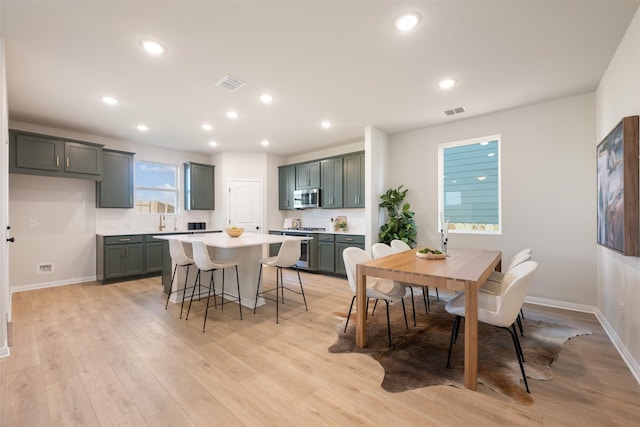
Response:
[595,6,640,367]
[365,125,389,251]
[1,37,11,357]
[389,93,596,305]
[8,121,216,290]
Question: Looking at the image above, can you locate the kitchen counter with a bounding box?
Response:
[96,229,222,237]
[269,228,364,236]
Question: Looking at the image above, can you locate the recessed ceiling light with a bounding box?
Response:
[136,124,149,131]
[140,39,166,55]
[226,111,238,119]
[477,176,487,181]
[209,141,218,147]
[101,96,119,105]
[438,78,456,89]
[394,12,421,32]
[202,123,213,131]
[488,152,496,157]
[260,139,270,146]
[321,121,332,129]
[259,94,274,104]
[480,141,489,146]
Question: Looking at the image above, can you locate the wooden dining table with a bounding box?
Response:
[356,247,502,390]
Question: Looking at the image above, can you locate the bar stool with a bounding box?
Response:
[253,238,308,324]
[186,240,242,332]
[165,239,198,319]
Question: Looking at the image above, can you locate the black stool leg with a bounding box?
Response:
[295,266,308,311]
[185,269,201,320]
[203,272,215,332]
[179,265,191,319]
[235,265,242,320]
[254,265,263,314]
[344,296,356,332]
[165,264,178,309]
[385,300,392,346]
[409,288,416,326]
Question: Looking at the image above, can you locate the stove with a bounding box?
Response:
[284,227,326,232]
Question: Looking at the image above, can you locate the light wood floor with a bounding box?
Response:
[2,269,639,426]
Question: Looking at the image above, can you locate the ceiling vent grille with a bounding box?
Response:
[215,75,246,92]
[444,106,466,116]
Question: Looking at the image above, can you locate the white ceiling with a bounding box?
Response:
[1,1,638,156]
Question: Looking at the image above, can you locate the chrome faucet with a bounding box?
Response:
[159,214,166,231]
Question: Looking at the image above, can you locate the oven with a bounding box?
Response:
[281,228,323,271]
[282,231,312,270]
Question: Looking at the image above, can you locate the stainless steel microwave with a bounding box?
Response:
[293,188,320,209]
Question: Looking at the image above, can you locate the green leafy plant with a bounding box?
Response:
[378,185,417,246]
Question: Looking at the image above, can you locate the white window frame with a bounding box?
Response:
[134,160,180,214]
[437,134,502,235]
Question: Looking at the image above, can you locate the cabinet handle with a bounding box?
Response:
[56,156,59,167]
[345,238,354,241]
[66,157,70,168]
[119,238,131,242]
[122,248,125,257]
[125,247,128,257]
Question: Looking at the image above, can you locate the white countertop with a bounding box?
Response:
[269,229,364,236]
[153,232,311,249]
[97,229,222,237]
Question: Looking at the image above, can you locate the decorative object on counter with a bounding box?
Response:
[283,218,293,229]
[378,185,417,246]
[226,227,244,237]
[334,216,347,232]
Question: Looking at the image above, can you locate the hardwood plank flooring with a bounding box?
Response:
[1,269,639,426]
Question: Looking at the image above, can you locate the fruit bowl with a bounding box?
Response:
[226,227,244,237]
[416,248,446,259]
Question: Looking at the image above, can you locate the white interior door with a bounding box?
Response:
[228,180,262,233]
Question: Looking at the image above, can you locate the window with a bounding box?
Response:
[438,135,501,234]
[134,160,178,214]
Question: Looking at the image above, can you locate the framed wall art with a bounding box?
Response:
[596,115,639,256]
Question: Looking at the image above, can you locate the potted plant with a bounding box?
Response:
[378,185,417,246]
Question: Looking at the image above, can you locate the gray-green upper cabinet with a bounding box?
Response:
[184,162,215,210]
[64,142,102,175]
[97,150,134,208]
[295,161,321,189]
[9,130,103,180]
[343,152,365,208]
[321,158,343,209]
[278,165,296,210]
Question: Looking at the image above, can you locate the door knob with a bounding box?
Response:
[6,237,15,243]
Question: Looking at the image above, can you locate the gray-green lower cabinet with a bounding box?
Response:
[317,233,336,272]
[98,235,145,280]
[335,234,365,275]
[145,235,164,273]
[269,230,283,257]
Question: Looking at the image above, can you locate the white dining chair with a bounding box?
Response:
[165,239,198,319]
[372,242,425,326]
[445,260,538,393]
[390,239,439,303]
[481,248,532,295]
[186,240,242,332]
[253,238,308,324]
[343,247,408,346]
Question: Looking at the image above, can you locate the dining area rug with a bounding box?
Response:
[328,301,591,405]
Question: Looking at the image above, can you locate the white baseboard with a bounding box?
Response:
[10,275,97,294]
[525,295,640,386]
[0,345,10,359]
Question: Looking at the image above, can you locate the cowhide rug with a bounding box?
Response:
[328,300,591,405]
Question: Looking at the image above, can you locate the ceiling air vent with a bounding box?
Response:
[444,106,466,116]
[215,75,246,92]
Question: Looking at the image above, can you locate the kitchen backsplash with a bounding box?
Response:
[283,208,365,233]
[96,209,212,234]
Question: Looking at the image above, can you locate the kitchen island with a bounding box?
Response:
[154,233,311,308]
